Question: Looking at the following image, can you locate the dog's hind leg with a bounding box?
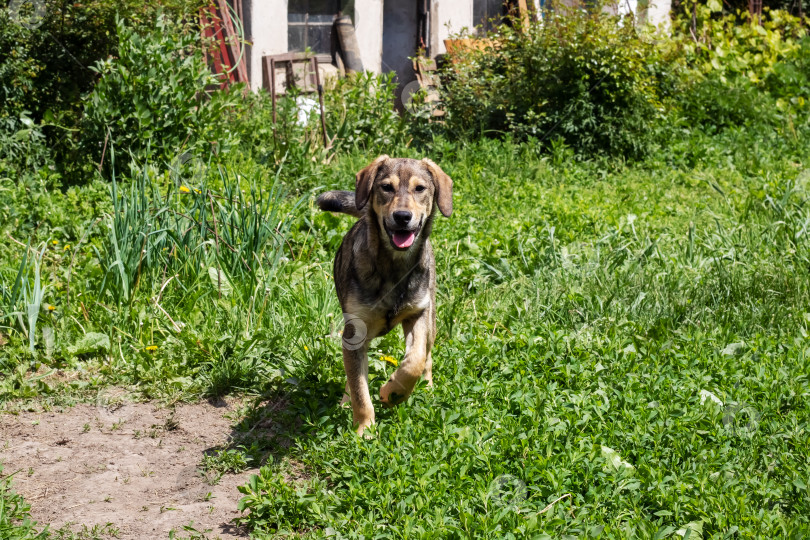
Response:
[380,312,430,407]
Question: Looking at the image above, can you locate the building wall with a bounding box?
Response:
[244,0,477,87]
[244,0,288,91]
[431,0,474,55]
[355,0,384,73]
[241,0,671,93]
[645,0,672,30]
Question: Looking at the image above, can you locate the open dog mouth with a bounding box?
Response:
[385,223,422,250]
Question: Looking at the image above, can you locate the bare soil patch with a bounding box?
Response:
[0,394,261,539]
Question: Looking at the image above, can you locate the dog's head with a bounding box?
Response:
[354,156,452,252]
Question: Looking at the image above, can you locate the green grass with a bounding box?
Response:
[3,6,810,537]
[2,130,810,538]
[0,465,48,539]
[230,136,810,538]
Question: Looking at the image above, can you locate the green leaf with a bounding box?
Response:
[601,445,636,474]
[208,267,233,297]
[68,332,111,356]
[675,521,703,539]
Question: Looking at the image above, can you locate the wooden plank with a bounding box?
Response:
[201,8,226,86]
[517,0,530,31]
[264,51,311,63]
[217,0,248,83]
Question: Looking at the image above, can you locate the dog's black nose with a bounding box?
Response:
[393,210,412,225]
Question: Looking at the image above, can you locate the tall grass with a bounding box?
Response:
[0,243,50,353]
[96,166,300,308]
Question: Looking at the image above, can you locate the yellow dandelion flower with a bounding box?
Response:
[179,185,191,194]
[194,188,201,194]
[63,244,71,251]
[47,304,56,311]
[304,346,309,351]
[145,345,158,352]
[381,355,398,366]
[51,240,59,245]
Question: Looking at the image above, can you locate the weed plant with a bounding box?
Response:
[0,465,47,539]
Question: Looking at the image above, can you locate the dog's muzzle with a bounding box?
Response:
[385,221,422,250]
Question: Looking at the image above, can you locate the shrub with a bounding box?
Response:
[324,71,408,152]
[678,72,779,131]
[441,10,677,159]
[234,87,326,183]
[0,0,207,183]
[674,5,806,84]
[82,17,240,177]
[671,5,808,131]
[765,35,810,107]
[0,114,51,175]
[231,71,407,187]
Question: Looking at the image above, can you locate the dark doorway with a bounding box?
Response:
[382,0,419,108]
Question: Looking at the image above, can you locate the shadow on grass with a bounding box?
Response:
[201,376,347,469]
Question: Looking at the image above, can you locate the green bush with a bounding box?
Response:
[234,87,326,184]
[83,17,240,177]
[765,35,810,106]
[231,71,408,189]
[324,71,408,152]
[678,73,779,131]
[441,10,677,159]
[671,5,808,131]
[674,6,806,84]
[0,114,51,175]
[0,1,206,183]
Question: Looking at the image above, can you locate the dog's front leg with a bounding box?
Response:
[343,342,374,434]
[380,311,430,407]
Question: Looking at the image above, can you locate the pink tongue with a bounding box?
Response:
[392,231,415,248]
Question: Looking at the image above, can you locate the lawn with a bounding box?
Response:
[5,130,809,538]
[229,136,810,538]
[2,4,810,538]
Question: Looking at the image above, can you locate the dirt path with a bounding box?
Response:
[0,393,261,539]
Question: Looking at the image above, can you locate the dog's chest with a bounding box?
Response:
[346,277,430,339]
[382,283,431,327]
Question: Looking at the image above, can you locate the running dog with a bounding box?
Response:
[316,156,453,434]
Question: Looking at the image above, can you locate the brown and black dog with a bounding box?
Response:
[316,156,452,435]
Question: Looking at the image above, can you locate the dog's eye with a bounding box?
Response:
[381,184,394,193]
[414,185,426,193]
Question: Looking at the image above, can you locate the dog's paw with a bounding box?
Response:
[355,420,376,438]
[339,393,352,408]
[379,379,410,407]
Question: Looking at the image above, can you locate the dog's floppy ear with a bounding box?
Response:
[355,155,389,211]
[422,158,453,217]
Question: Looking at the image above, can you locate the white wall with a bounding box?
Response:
[244,0,288,91]
[431,0,474,55]
[242,0,672,91]
[354,0,384,73]
[644,0,672,30]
